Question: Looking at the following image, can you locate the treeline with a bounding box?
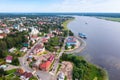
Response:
[63,30,74,37]
[60,54,107,80]
[0,31,28,58]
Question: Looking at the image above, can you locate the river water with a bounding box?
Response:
[68,16,120,80]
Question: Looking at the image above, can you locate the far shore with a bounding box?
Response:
[97,17,120,22]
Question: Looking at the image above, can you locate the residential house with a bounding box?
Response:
[16,68,25,76]
[0,65,7,69]
[57,72,65,80]
[38,21,46,25]
[39,55,55,71]
[0,33,7,39]
[20,72,33,80]
[39,61,51,71]
[3,28,10,34]
[19,27,28,32]
[48,55,55,62]
[9,47,16,53]
[0,29,3,34]
[47,33,54,38]
[33,44,45,55]
[6,56,13,63]
[20,47,27,52]
[13,24,20,30]
[31,35,40,41]
[1,23,7,27]
[29,27,39,36]
[41,37,48,43]
[16,68,33,80]
[27,54,34,62]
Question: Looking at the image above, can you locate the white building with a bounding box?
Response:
[0,30,3,34]
[30,27,39,35]
[3,28,10,34]
[58,72,65,80]
[20,47,28,52]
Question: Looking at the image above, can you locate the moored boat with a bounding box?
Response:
[78,33,87,39]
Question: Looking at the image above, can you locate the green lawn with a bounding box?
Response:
[0,59,5,64]
[0,69,20,80]
[29,76,38,80]
[3,69,37,80]
[62,18,75,30]
[5,69,17,74]
[56,64,62,74]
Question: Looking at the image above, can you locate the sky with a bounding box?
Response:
[0,0,120,13]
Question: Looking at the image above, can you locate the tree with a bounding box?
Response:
[69,30,74,36]
[11,57,20,66]
[0,49,8,58]
[0,68,6,77]
[0,41,7,50]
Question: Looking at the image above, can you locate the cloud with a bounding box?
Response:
[0,0,120,12]
[44,0,120,12]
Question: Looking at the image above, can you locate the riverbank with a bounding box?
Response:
[92,63,109,80]
[65,17,109,80]
[62,18,75,30]
[65,36,109,80]
[60,54,109,80]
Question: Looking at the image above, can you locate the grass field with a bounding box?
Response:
[62,18,75,30]
[99,17,120,22]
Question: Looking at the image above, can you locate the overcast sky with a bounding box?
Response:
[0,0,120,13]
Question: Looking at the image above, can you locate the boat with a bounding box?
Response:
[78,33,87,39]
[85,22,88,24]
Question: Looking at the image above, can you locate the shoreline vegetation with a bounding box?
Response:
[60,54,109,80]
[62,18,75,30]
[97,17,120,22]
[63,17,109,80]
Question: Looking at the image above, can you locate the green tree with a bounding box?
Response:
[0,68,6,77]
[11,57,19,66]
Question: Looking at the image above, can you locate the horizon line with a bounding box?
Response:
[0,12,120,14]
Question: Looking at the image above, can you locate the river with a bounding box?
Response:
[67,16,120,80]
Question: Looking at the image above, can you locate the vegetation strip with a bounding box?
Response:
[60,54,109,80]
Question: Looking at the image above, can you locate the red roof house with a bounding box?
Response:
[48,55,55,62]
[0,33,7,39]
[6,56,13,63]
[33,44,45,55]
[39,61,51,71]
[20,72,33,80]
[42,37,48,43]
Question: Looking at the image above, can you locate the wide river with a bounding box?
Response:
[68,16,120,80]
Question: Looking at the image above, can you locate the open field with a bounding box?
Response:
[98,17,120,22]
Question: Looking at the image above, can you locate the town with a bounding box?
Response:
[0,15,77,80]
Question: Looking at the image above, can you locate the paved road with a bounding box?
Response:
[50,37,67,75]
[19,38,54,80]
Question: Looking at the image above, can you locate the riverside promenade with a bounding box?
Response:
[65,36,86,54]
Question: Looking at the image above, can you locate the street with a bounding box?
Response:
[19,38,54,80]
